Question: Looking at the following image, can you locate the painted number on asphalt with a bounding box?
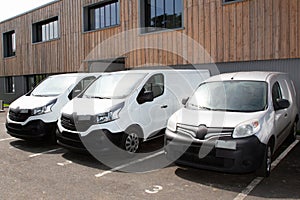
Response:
[145,185,163,194]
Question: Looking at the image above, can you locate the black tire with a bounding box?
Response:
[256,142,272,177]
[288,121,297,142]
[121,127,142,153]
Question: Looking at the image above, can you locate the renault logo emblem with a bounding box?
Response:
[196,125,208,139]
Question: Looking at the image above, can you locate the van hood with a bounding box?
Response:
[170,108,266,128]
[9,95,58,110]
[62,97,125,116]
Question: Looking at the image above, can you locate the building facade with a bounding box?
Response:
[1,0,300,104]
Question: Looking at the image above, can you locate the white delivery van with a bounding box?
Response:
[165,71,298,177]
[57,69,210,153]
[6,73,100,143]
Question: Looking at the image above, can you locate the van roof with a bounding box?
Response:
[105,69,209,75]
[49,72,102,78]
[205,71,287,82]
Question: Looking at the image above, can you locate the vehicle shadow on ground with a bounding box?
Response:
[61,150,111,171]
[175,166,256,193]
[9,139,64,154]
[60,136,172,173]
[175,139,300,199]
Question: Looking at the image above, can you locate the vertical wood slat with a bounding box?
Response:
[236,2,243,61]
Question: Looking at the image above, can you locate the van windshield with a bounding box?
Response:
[83,73,147,99]
[31,76,78,97]
[187,81,268,112]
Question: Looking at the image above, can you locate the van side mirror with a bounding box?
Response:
[276,99,290,110]
[138,91,154,104]
[182,97,189,105]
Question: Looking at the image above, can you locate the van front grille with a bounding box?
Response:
[61,114,77,131]
[9,108,32,122]
[176,124,234,139]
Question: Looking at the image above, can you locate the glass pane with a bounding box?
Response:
[105,4,111,27]
[95,8,100,29]
[100,7,105,28]
[32,76,78,97]
[174,0,182,28]
[111,3,116,25]
[53,20,58,38]
[49,22,54,40]
[84,73,147,99]
[150,0,156,27]
[12,33,16,53]
[174,0,182,15]
[45,24,49,41]
[42,24,46,41]
[156,0,164,27]
[187,81,268,112]
[165,0,174,28]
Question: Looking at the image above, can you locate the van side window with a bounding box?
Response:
[272,82,282,110]
[137,74,164,104]
[68,76,95,99]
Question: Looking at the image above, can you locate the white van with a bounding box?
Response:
[6,73,100,143]
[165,71,298,177]
[57,69,210,153]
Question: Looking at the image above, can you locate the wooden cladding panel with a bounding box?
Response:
[1,0,300,76]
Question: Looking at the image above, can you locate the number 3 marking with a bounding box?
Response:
[145,185,163,194]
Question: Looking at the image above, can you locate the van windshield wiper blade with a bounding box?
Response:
[198,106,212,110]
[90,96,111,99]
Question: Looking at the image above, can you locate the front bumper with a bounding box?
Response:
[6,120,56,140]
[164,129,266,173]
[56,128,123,153]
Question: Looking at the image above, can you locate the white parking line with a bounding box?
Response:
[233,140,299,200]
[29,148,63,158]
[95,151,164,178]
[57,160,73,166]
[0,137,14,142]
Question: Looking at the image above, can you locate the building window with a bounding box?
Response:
[84,1,120,32]
[25,74,48,92]
[32,17,59,43]
[5,77,15,93]
[140,0,183,33]
[222,0,244,4]
[3,31,16,58]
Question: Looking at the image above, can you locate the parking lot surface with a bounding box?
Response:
[0,109,299,200]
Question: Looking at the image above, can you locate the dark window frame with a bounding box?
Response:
[83,0,120,32]
[32,17,59,43]
[222,0,245,5]
[140,0,183,33]
[3,30,16,58]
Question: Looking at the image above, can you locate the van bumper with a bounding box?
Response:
[56,129,123,153]
[6,120,56,140]
[164,129,266,174]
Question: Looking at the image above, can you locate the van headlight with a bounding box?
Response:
[96,102,124,124]
[31,99,57,116]
[232,120,260,138]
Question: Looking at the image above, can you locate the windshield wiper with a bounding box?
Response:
[88,96,111,99]
[32,94,57,97]
[198,106,212,110]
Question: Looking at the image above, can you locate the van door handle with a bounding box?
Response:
[284,113,288,117]
[161,105,168,109]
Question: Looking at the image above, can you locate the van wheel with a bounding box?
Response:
[256,142,272,177]
[121,128,141,153]
[288,121,297,142]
